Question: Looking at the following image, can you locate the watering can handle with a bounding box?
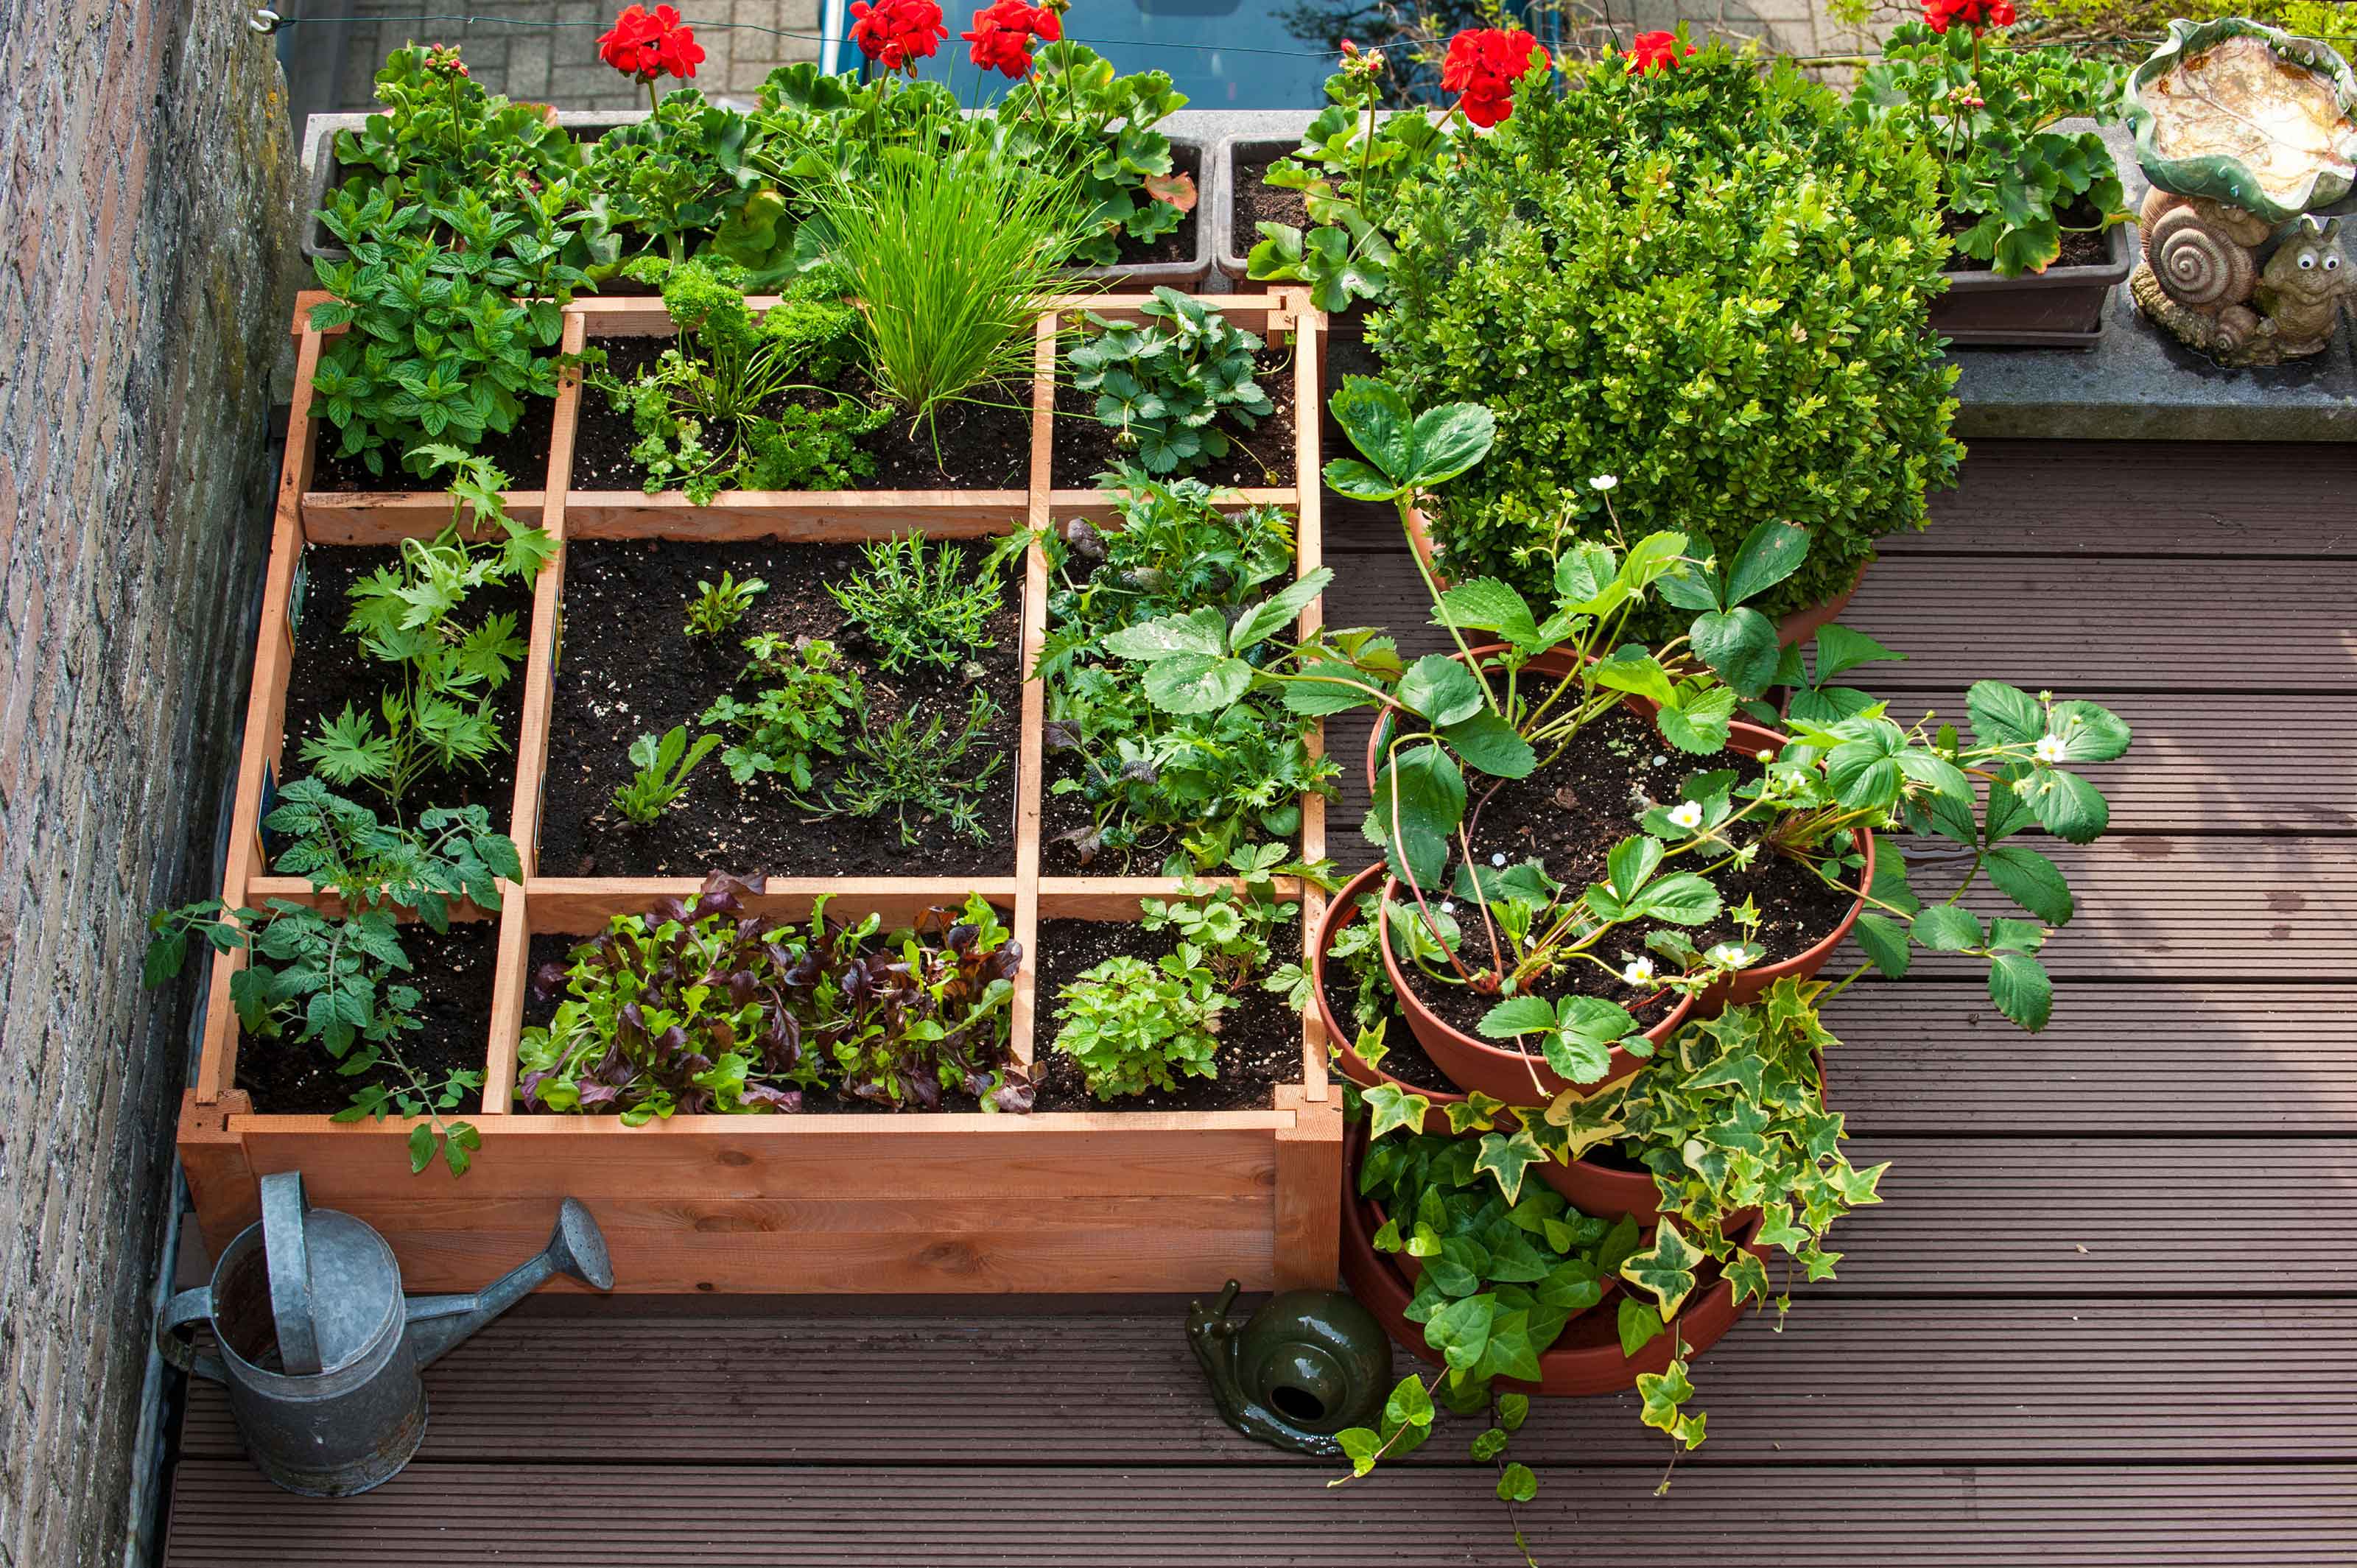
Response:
[155,1287,228,1384]
[259,1172,324,1377]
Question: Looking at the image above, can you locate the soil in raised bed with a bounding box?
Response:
[1104,141,1204,269]
[572,337,1034,493]
[1030,918,1299,1113]
[272,545,531,858]
[538,538,1021,879]
[309,396,559,494]
[1233,151,1312,247]
[1942,197,2111,273]
[236,918,499,1114]
[1050,342,1299,491]
[1403,703,1858,1044]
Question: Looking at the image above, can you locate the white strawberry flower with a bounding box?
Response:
[1707,943,1750,967]
[1668,801,1704,830]
[1589,474,1619,492]
[2034,734,2068,764]
[1620,956,1656,986]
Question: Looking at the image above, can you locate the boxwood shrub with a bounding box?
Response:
[1371,45,1964,633]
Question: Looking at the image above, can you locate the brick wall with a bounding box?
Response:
[0,5,295,1564]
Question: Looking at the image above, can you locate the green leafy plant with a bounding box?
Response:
[263,777,520,927]
[611,725,722,826]
[308,186,590,477]
[1053,949,1228,1099]
[1372,42,1963,631]
[589,259,882,504]
[700,633,865,788]
[994,41,1195,267]
[684,571,767,639]
[826,533,1005,674]
[817,147,1079,445]
[1139,846,1314,1008]
[301,449,553,806]
[1067,288,1275,476]
[807,688,1008,847]
[1246,46,1455,311]
[1037,469,1333,873]
[583,89,801,281]
[520,875,1029,1118]
[1855,19,2128,276]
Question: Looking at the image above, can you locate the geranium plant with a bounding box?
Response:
[1855,5,2129,276]
[597,4,706,112]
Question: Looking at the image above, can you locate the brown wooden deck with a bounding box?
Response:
[160,440,2357,1565]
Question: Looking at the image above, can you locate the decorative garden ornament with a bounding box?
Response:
[2124,18,2357,365]
[1186,1279,1391,1455]
[156,1173,614,1496]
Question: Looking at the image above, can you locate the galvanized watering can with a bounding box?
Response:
[157,1172,614,1496]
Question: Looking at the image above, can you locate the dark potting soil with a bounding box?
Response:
[1050,342,1299,491]
[1031,918,1299,1113]
[1942,197,2112,273]
[519,929,1002,1116]
[1106,141,1204,268]
[571,337,1033,493]
[237,919,499,1114]
[1233,152,1312,247]
[1319,947,1455,1094]
[1407,703,1858,1044]
[538,538,1021,879]
[309,396,559,493]
[273,546,531,854]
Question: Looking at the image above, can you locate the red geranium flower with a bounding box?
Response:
[1628,30,1696,74]
[851,0,949,74]
[597,4,703,85]
[1924,0,2015,34]
[963,0,1061,80]
[1440,27,1550,129]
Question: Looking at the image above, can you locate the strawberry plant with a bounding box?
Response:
[1067,289,1274,477]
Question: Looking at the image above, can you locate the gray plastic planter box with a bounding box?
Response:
[1930,221,2136,350]
[1213,132,1299,284]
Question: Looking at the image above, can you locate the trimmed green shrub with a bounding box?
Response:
[1371,45,1964,633]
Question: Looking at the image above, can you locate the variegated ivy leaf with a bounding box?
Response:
[1445,1089,1509,1134]
[1636,1354,1704,1452]
[1363,1081,1430,1143]
[1620,1218,1706,1318]
[1474,1128,1548,1202]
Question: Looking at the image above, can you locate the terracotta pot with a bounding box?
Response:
[1399,504,1866,650]
[1341,1128,1765,1396]
[1311,862,1467,1136]
[1377,879,1695,1103]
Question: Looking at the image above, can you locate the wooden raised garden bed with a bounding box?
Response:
[180,291,1345,1295]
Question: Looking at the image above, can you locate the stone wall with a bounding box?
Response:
[0,5,295,1564]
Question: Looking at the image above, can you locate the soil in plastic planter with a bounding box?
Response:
[1930,204,2134,349]
[1341,1126,1766,1396]
[1313,861,1465,1131]
[1030,917,1300,1113]
[273,545,533,854]
[1398,504,1864,650]
[1214,136,1310,282]
[573,337,1034,493]
[537,538,1022,879]
[236,918,499,1114]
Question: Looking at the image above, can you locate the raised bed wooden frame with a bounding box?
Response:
[182,290,1343,1295]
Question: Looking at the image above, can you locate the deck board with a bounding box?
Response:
[161,437,2357,1560]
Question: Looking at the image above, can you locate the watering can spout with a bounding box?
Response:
[405,1199,615,1368]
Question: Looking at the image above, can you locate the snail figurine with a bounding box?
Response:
[2132,189,2356,365]
[1185,1279,1392,1456]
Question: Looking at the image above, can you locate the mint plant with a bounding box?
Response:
[1067,289,1274,477]
[700,634,864,789]
[611,725,721,826]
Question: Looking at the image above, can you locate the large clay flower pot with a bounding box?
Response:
[1310,862,1467,1136]
[1377,882,1696,1103]
[1341,1128,1766,1396]
[1398,504,1866,649]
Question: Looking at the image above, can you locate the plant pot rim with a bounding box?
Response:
[1312,861,1470,1128]
[1061,132,1216,288]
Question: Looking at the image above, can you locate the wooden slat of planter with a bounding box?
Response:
[176,1298,2357,1466]
[1826,982,2357,1133]
[1014,312,1056,1069]
[521,877,1019,935]
[1290,289,1332,1105]
[1047,486,1296,523]
[162,1460,2357,1567]
[561,492,1031,538]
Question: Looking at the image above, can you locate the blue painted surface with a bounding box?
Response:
[908,1,1338,110]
